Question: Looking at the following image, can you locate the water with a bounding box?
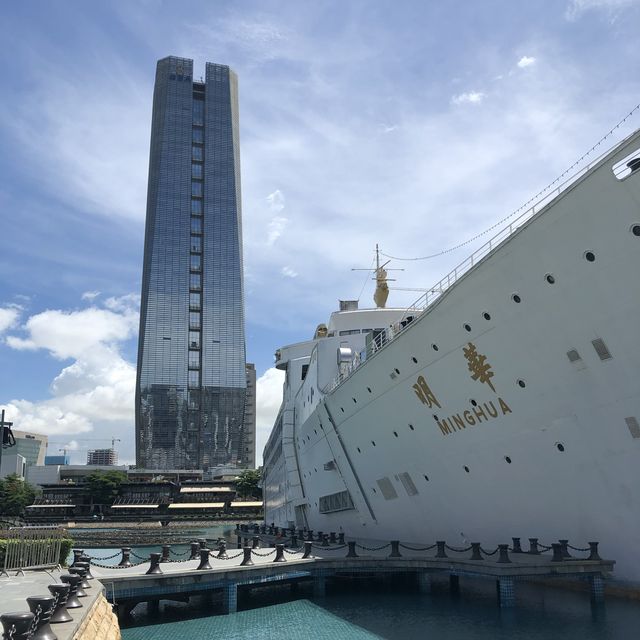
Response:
[119,575,640,640]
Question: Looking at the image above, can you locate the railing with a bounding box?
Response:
[1,525,65,573]
[324,134,629,395]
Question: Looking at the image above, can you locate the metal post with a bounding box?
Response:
[558,539,571,558]
[321,535,329,547]
[189,542,199,560]
[216,541,228,560]
[329,532,337,544]
[252,536,260,549]
[146,553,163,575]
[273,544,286,563]
[470,543,482,560]
[388,541,402,558]
[317,531,324,542]
[551,543,564,562]
[118,548,132,568]
[59,575,83,608]
[70,549,84,568]
[240,547,253,566]
[497,544,511,563]
[47,584,72,624]
[528,538,540,554]
[346,541,358,558]
[511,538,523,553]
[77,557,94,580]
[435,541,447,558]
[588,542,601,561]
[27,595,56,640]
[290,534,298,548]
[302,541,313,559]
[161,545,171,563]
[338,532,345,545]
[197,549,212,570]
[0,613,35,640]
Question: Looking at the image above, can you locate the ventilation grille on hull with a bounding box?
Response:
[591,338,612,361]
[398,472,419,496]
[625,417,640,439]
[566,349,582,363]
[376,477,398,500]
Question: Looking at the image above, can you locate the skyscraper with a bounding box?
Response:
[136,56,248,471]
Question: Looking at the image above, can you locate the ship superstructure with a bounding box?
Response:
[263,129,640,587]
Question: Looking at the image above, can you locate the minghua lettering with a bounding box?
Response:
[437,398,513,436]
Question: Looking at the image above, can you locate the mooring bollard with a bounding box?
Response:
[160,544,171,563]
[1,612,36,640]
[235,523,240,532]
[322,535,330,547]
[329,532,337,544]
[198,538,207,550]
[388,541,402,558]
[189,542,199,560]
[70,549,84,568]
[260,524,266,535]
[118,548,133,568]
[290,534,299,548]
[240,547,253,567]
[59,575,83,608]
[558,539,571,558]
[511,537,523,554]
[27,595,56,640]
[306,530,314,542]
[435,541,447,558]
[197,548,212,570]
[68,567,90,592]
[75,561,93,583]
[47,584,72,624]
[252,535,260,549]
[588,542,601,561]
[346,541,358,558]
[146,553,163,575]
[253,524,260,534]
[528,538,540,554]
[317,531,324,542]
[338,532,345,545]
[470,543,482,560]
[273,544,286,563]
[217,541,228,560]
[551,543,564,562]
[497,544,511,563]
[302,541,313,559]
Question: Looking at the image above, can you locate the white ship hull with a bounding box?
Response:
[263,130,640,587]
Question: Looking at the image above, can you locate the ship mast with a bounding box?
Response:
[352,245,403,309]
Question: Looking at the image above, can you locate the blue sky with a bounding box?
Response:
[1,0,640,464]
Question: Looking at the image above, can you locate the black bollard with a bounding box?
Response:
[528,538,540,554]
[588,542,601,561]
[198,538,207,550]
[27,595,57,640]
[216,541,228,559]
[253,524,260,534]
[59,575,83,608]
[118,548,133,568]
[497,544,511,563]
[75,562,93,585]
[68,567,89,594]
[388,541,402,558]
[470,543,482,560]
[322,535,330,547]
[161,545,171,563]
[317,531,324,542]
[70,549,84,568]
[252,536,260,549]
[235,523,240,532]
[306,530,314,542]
[329,532,337,544]
[1,612,36,640]
[346,541,358,558]
[273,544,286,563]
[302,541,313,559]
[511,538,523,554]
[47,584,72,624]
[260,525,266,535]
[551,543,564,562]
[558,539,572,558]
[435,541,447,558]
[189,542,199,560]
[290,534,299,548]
[338,532,345,545]
[297,528,304,539]
[146,553,163,575]
[268,525,274,535]
[197,548,212,570]
[240,547,253,567]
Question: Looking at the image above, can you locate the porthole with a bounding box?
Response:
[584,251,596,262]
[433,415,439,421]
[464,465,470,473]
[314,468,317,473]
[314,430,317,435]
[357,448,361,453]
[463,323,472,332]
[631,224,640,237]
[512,293,521,304]
[482,312,491,321]
[371,441,376,446]
[424,475,429,482]
[505,456,512,464]
[412,357,418,364]
[372,488,377,494]
[545,273,556,284]
[432,343,439,351]
[394,368,400,375]
[393,431,398,438]
[340,407,344,413]
[352,398,357,404]
[367,387,372,393]
[556,443,565,452]
[517,379,526,388]
[408,424,415,431]
[470,399,477,407]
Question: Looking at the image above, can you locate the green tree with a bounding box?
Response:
[0,474,37,516]
[86,470,127,507]
[235,468,262,499]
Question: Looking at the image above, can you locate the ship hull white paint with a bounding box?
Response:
[263,130,640,588]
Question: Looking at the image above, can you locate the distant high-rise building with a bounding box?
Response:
[87,448,118,466]
[136,56,248,471]
[243,363,256,468]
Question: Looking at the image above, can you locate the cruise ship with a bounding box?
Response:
[262,128,640,587]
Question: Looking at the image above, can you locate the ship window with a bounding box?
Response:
[511,293,521,303]
[394,368,400,375]
[504,456,512,464]
[584,251,596,262]
[464,466,470,473]
[352,397,357,403]
[411,357,418,363]
[339,329,360,336]
[367,387,372,393]
[432,343,439,351]
[517,379,526,388]
[371,441,376,446]
[556,443,565,452]
[301,364,309,380]
[340,407,344,413]
[433,415,439,421]
[632,224,640,236]
[463,323,471,332]
[408,424,414,431]
[483,312,491,320]
[545,273,555,284]
[424,475,429,481]
[470,399,477,407]
[357,448,361,453]
[393,431,398,437]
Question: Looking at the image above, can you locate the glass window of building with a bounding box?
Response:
[189,273,201,290]
[188,370,200,388]
[191,199,202,215]
[190,218,202,234]
[193,100,204,126]
[189,331,200,349]
[192,163,203,179]
[191,182,203,197]
[192,128,204,143]
[190,237,201,253]
[192,146,203,161]
[190,255,201,271]
[189,292,201,310]
[188,352,200,369]
[189,312,200,330]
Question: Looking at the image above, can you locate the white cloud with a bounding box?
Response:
[281,266,298,278]
[566,0,638,20]
[451,91,486,105]
[266,189,285,212]
[0,307,20,334]
[517,56,537,68]
[81,291,101,301]
[255,367,285,463]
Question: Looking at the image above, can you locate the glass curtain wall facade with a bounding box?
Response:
[136,56,247,471]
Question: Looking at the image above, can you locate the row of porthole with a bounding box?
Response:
[342,234,639,413]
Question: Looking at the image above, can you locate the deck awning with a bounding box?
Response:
[111,504,159,509]
[229,501,263,508]
[168,502,225,509]
[180,486,233,493]
[26,504,75,508]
